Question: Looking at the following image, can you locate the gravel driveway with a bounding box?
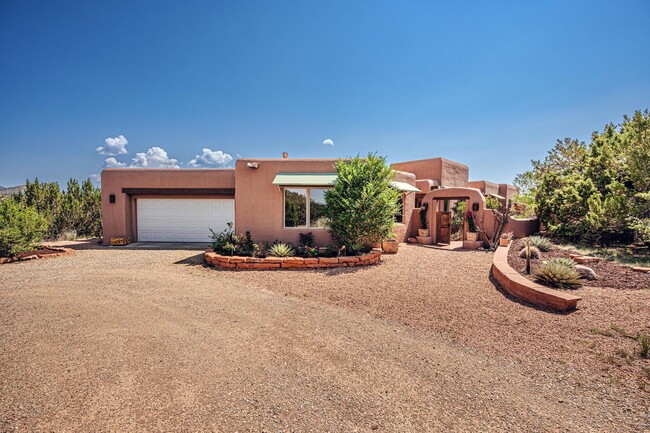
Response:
[1,243,647,432]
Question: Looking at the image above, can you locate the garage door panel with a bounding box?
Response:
[137,199,234,242]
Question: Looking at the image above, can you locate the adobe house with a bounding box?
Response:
[101,155,537,245]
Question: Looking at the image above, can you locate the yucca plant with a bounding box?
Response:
[519,245,540,259]
[534,258,582,290]
[268,243,295,257]
[525,235,553,252]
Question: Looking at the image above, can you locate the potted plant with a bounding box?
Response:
[465,210,479,241]
[418,203,429,237]
[382,236,399,254]
[499,231,514,247]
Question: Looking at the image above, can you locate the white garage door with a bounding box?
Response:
[137,199,234,242]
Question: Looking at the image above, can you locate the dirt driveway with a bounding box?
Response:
[1,243,647,432]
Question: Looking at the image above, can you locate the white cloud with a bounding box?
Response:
[104,157,126,168]
[187,148,233,167]
[89,174,101,184]
[130,147,180,168]
[323,138,334,146]
[97,134,128,155]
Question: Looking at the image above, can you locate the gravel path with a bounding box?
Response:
[1,244,648,432]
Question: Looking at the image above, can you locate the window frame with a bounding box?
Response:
[283,186,330,230]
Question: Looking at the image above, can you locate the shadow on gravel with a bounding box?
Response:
[174,253,208,266]
[488,271,572,316]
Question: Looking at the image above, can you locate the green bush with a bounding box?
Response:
[324,153,400,252]
[519,245,540,259]
[209,227,258,257]
[0,200,48,257]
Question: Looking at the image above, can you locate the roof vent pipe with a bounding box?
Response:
[282,152,288,159]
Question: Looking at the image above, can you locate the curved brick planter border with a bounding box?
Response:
[491,244,581,311]
[0,246,75,265]
[205,249,382,270]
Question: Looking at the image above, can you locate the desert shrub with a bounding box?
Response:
[525,235,553,252]
[500,231,514,240]
[324,153,400,253]
[298,232,314,247]
[210,228,258,256]
[268,243,295,257]
[56,228,77,241]
[0,200,48,257]
[639,335,649,358]
[534,258,583,290]
[519,245,540,259]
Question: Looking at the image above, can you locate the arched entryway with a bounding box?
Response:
[420,187,487,245]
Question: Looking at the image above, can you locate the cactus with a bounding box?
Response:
[268,243,295,257]
[525,235,553,252]
[519,245,540,259]
[534,258,583,290]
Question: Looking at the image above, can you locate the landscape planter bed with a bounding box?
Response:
[0,246,75,264]
[492,243,581,311]
[205,249,382,270]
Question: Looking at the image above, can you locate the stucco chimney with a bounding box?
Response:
[282,152,288,159]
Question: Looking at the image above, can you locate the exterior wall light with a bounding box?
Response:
[247,162,259,169]
[109,194,116,203]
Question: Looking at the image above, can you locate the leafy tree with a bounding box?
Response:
[515,110,650,244]
[0,200,48,257]
[324,153,400,252]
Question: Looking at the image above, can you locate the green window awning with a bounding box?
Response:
[390,181,421,193]
[272,173,421,192]
[272,173,338,186]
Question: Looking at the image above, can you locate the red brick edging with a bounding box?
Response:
[204,249,382,270]
[491,244,581,311]
[0,246,75,264]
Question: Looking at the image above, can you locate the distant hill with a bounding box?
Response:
[0,185,26,196]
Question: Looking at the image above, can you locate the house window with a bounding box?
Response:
[284,187,331,228]
[394,194,404,223]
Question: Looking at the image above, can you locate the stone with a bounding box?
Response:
[572,256,601,264]
[575,264,598,280]
[632,266,650,273]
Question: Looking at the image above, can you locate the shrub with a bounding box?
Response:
[324,153,400,252]
[500,231,514,240]
[56,228,77,241]
[210,228,258,256]
[519,245,540,259]
[525,235,553,252]
[298,232,314,248]
[465,211,477,232]
[268,243,295,257]
[639,334,649,358]
[420,203,428,230]
[0,200,48,257]
[534,258,583,290]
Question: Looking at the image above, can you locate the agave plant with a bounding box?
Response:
[552,257,576,268]
[534,258,582,290]
[525,235,553,252]
[519,245,540,259]
[268,243,295,257]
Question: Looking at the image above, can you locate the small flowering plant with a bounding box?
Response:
[300,245,319,258]
[465,211,477,233]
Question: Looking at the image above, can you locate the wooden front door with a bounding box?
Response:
[437,211,451,244]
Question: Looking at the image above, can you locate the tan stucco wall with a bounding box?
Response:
[391,157,468,187]
[234,158,339,246]
[101,169,235,242]
[468,180,499,196]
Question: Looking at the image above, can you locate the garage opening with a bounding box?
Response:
[136,198,234,242]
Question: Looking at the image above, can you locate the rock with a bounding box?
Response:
[575,264,598,280]
[407,237,417,244]
[0,257,9,264]
[632,266,650,273]
[19,255,39,261]
[573,256,601,264]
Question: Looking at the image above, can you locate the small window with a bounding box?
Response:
[394,194,404,223]
[309,188,328,228]
[284,188,307,227]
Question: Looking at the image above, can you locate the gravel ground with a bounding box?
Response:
[1,242,649,432]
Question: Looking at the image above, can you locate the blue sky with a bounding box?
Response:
[1,0,649,187]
